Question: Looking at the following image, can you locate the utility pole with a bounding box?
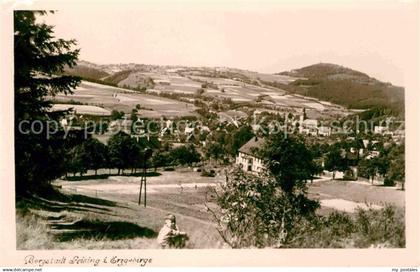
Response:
[138,148,151,207]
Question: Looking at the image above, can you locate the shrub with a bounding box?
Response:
[286,205,405,248]
[201,169,216,177]
[384,177,396,187]
[353,205,405,247]
[209,167,319,248]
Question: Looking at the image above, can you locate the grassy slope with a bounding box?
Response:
[16,186,223,250]
[16,171,405,249]
[102,70,133,85]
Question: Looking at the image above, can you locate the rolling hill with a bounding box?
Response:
[278,63,404,115]
[64,61,404,117]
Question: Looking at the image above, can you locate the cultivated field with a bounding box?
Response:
[50,104,112,116]
[52,81,198,118]
[51,73,350,120]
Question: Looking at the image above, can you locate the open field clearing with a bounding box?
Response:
[55,170,224,221]
[50,104,111,116]
[171,83,202,88]
[218,110,248,122]
[308,179,405,212]
[189,75,243,86]
[52,81,198,117]
[128,72,204,93]
[39,170,225,249]
[17,193,223,249]
[155,85,198,94]
[320,199,381,213]
[231,97,253,102]
[319,100,333,106]
[83,80,130,92]
[56,170,405,218]
[63,170,403,218]
[18,169,404,249]
[303,102,326,111]
[238,70,298,84]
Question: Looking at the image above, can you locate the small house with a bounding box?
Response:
[235,137,266,173]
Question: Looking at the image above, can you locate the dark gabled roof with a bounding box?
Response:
[346,151,359,161]
[238,137,266,156]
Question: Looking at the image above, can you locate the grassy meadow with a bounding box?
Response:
[16,169,405,249]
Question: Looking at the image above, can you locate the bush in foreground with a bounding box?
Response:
[210,167,405,248]
[287,205,404,248]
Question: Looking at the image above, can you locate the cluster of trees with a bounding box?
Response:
[194,107,218,121]
[65,65,109,81]
[323,143,355,179]
[151,144,201,170]
[200,82,218,90]
[120,77,155,92]
[203,125,254,163]
[110,110,125,120]
[356,105,405,122]
[180,70,250,82]
[65,131,205,177]
[358,143,405,188]
[65,132,153,176]
[66,138,108,176]
[196,88,205,96]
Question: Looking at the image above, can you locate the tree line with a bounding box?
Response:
[65,132,202,177]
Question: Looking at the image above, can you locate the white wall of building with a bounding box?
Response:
[236,152,264,173]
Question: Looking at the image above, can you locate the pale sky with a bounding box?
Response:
[42,1,419,86]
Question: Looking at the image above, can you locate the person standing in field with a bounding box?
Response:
[157,214,188,248]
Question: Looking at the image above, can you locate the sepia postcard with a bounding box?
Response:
[0,0,419,268]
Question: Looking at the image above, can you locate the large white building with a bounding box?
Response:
[235,137,265,173]
[298,115,319,136]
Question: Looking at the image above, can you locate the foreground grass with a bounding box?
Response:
[16,176,405,249]
[16,188,224,249]
[16,211,159,249]
[17,202,404,249]
[16,189,160,250]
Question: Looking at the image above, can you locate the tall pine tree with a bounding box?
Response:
[14,11,80,196]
